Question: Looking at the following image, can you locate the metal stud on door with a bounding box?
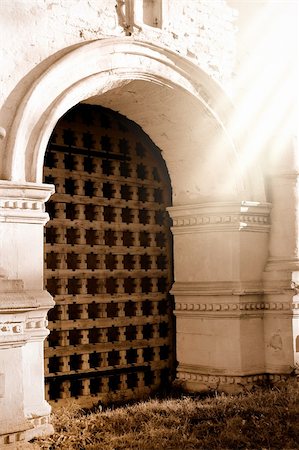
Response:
[43,104,174,406]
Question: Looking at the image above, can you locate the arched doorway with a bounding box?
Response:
[0,38,272,443]
[43,103,174,406]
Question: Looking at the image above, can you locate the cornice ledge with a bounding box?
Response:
[0,210,50,224]
[168,201,271,233]
[171,280,263,296]
[171,281,296,313]
[264,257,299,273]
[0,289,54,313]
[0,180,54,201]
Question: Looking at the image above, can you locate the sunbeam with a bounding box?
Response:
[227,0,298,180]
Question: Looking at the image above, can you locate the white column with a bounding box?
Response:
[0,181,55,445]
[263,139,299,376]
[168,201,271,393]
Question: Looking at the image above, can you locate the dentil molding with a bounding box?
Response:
[175,301,296,314]
[176,364,289,387]
[0,277,54,348]
[172,280,298,315]
[0,180,54,224]
[168,201,271,234]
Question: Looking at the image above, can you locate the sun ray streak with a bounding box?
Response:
[225,0,298,186]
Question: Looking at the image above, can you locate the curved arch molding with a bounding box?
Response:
[3,37,265,202]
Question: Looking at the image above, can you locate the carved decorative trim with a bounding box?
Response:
[25,318,50,341]
[0,322,23,335]
[175,301,294,314]
[0,430,26,446]
[0,284,54,347]
[177,370,266,386]
[172,281,298,314]
[0,181,54,224]
[0,321,27,348]
[25,319,48,330]
[168,201,271,234]
[176,364,290,386]
[27,414,51,428]
[0,317,49,347]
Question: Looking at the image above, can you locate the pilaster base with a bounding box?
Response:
[0,277,54,445]
[175,365,294,394]
[176,364,267,393]
[24,420,54,443]
[0,421,32,447]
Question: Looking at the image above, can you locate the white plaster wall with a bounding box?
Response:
[176,316,242,373]
[138,0,236,84]
[0,0,234,107]
[177,314,265,375]
[23,340,50,417]
[239,315,265,373]
[0,222,44,290]
[263,310,296,373]
[174,231,269,283]
[0,347,25,435]
[0,0,119,158]
[0,0,235,179]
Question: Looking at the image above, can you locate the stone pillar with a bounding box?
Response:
[168,201,271,393]
[263,140,299,378]
[0,181,55,445]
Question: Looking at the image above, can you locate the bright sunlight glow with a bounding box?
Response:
[228,0,298,181]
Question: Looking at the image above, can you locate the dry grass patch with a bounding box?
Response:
[34,380,299,449]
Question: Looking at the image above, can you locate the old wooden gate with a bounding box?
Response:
[43,104,174,406]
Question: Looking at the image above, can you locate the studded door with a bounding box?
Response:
[43,104,174,406]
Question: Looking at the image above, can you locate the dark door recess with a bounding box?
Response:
[43,103,174,406]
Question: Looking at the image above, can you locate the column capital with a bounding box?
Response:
[0,181,54,224]
[168,201,271,234]
[0,278,54,348]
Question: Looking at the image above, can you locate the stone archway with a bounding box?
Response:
[3,38,264,201]
[0,37,271,443]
